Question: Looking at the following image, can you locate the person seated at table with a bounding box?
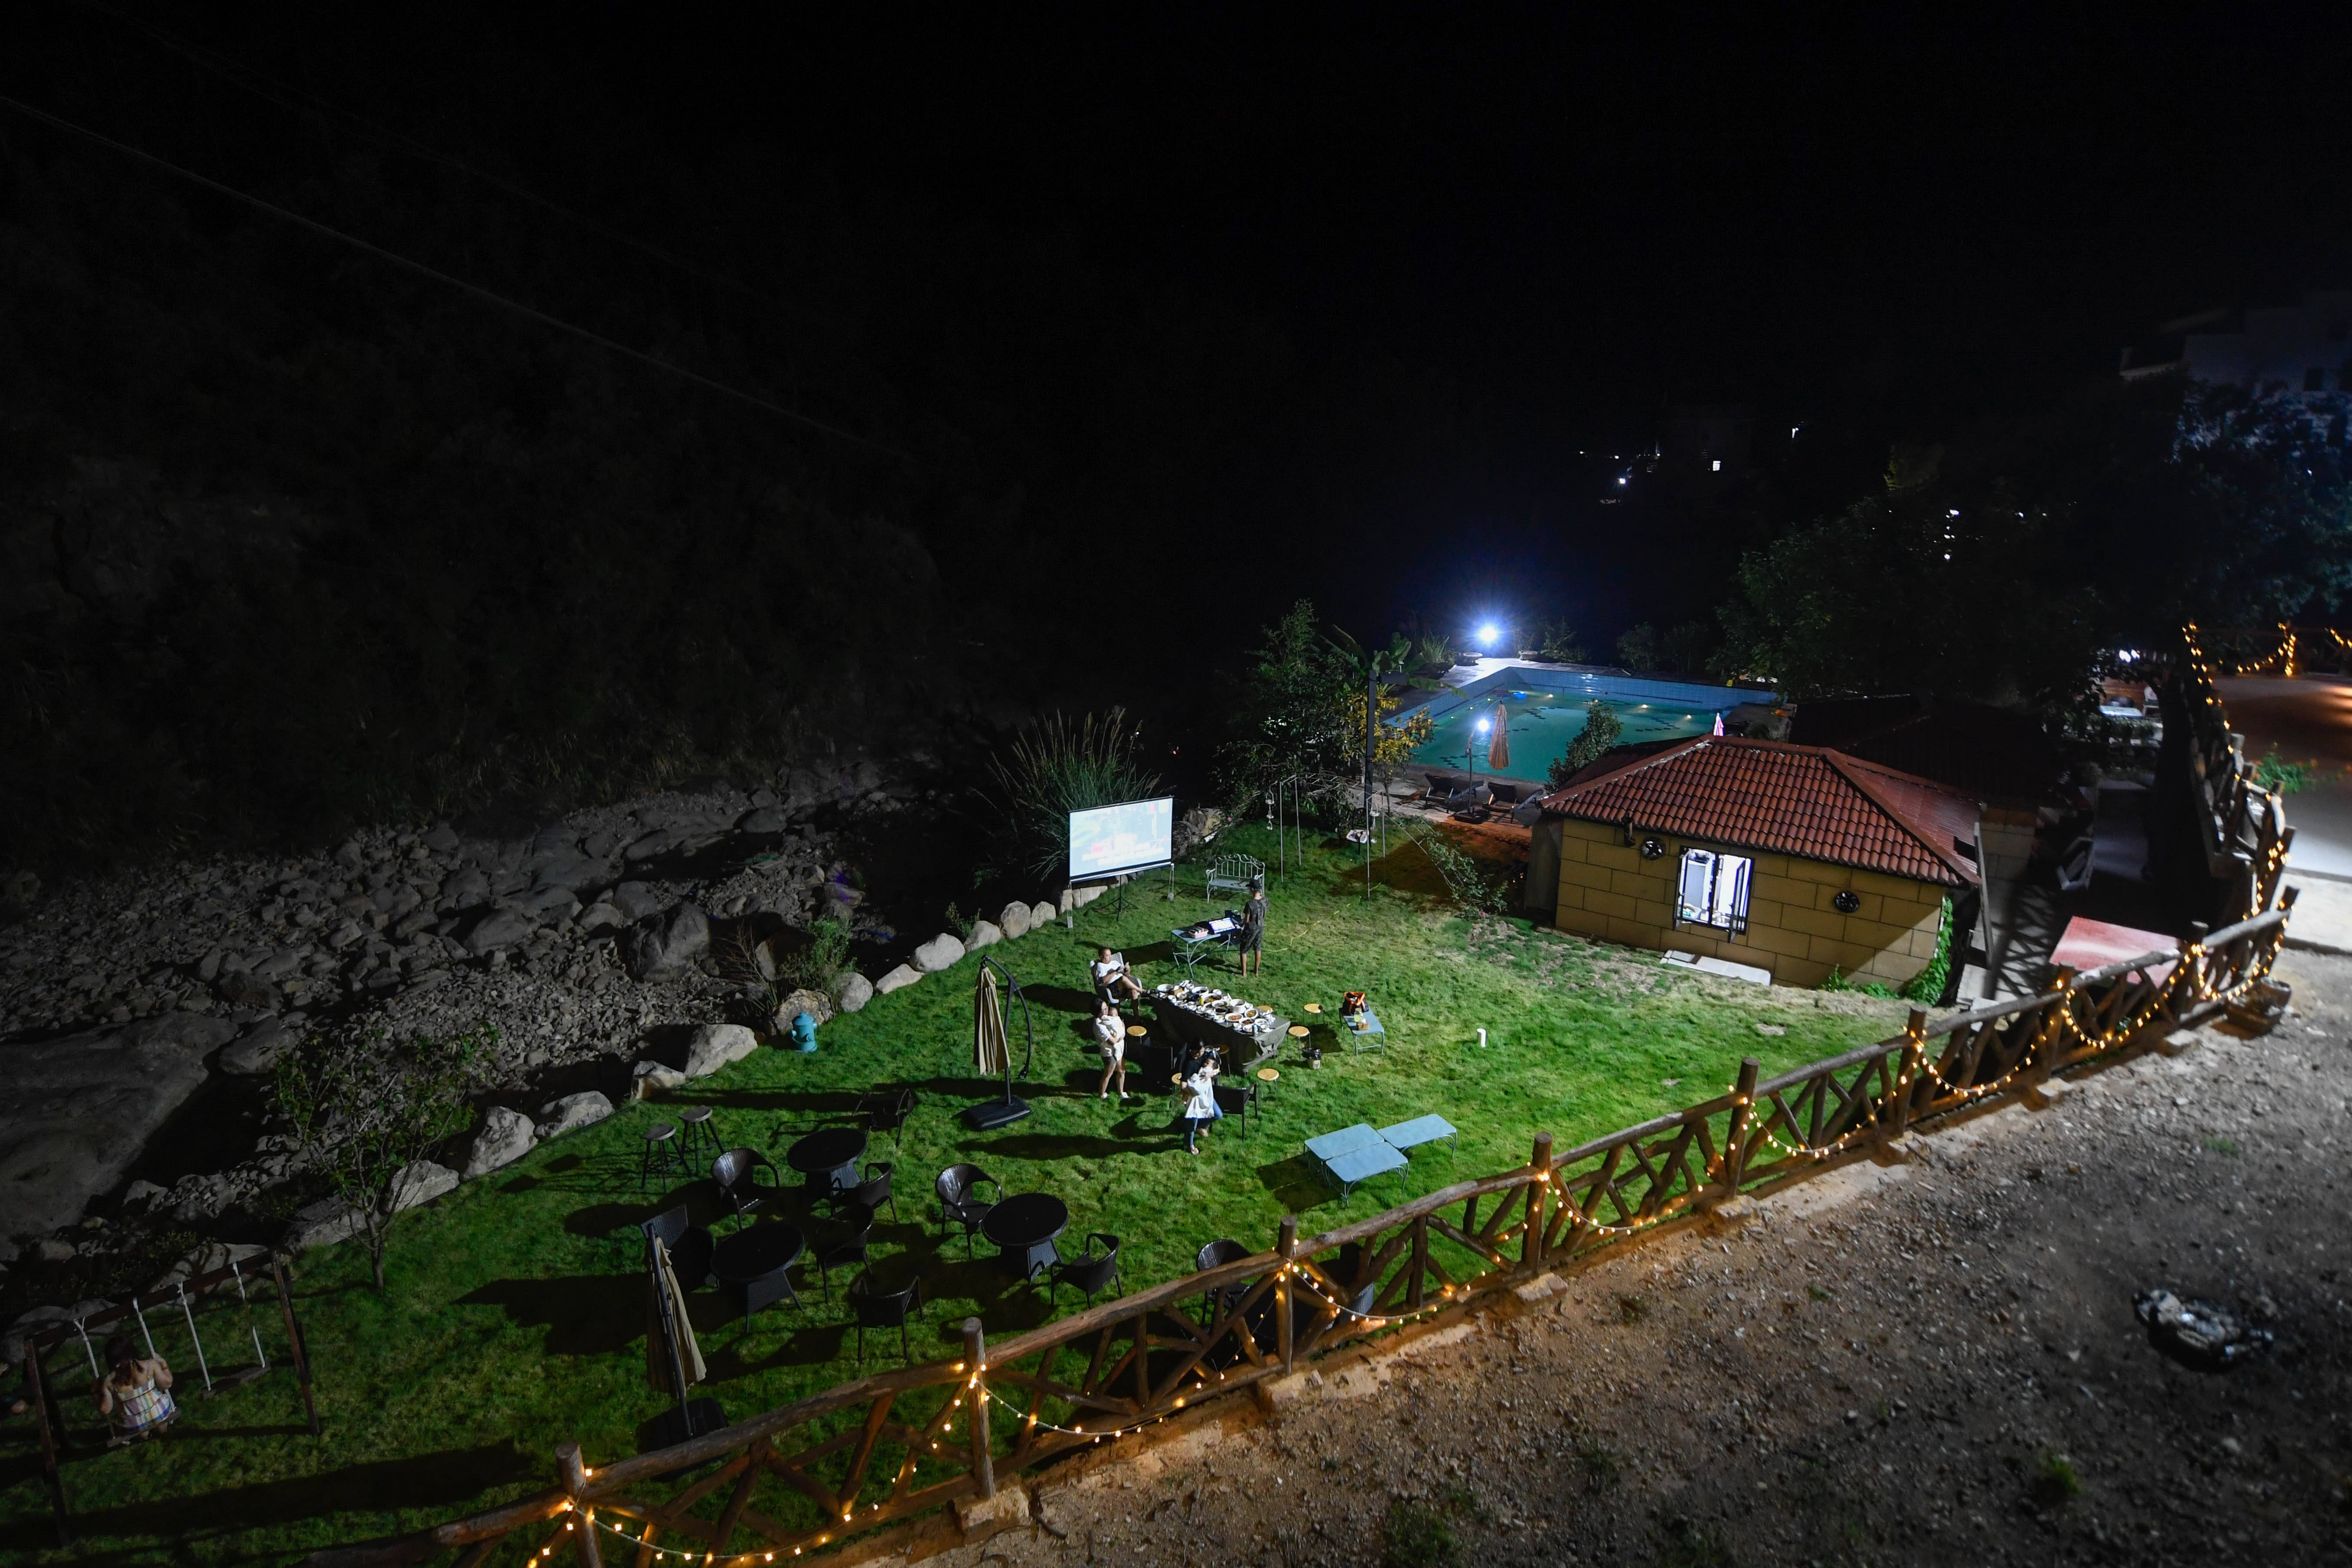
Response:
[1236,879,1266,975]
[1093,1000,1130,1101]
[1092,947,1143,1006]
[1178,1054,1220,1155]
[92,1333,176,1446]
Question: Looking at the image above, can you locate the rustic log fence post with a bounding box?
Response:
[558,1440,603,1568]
[1276,1215,1297,1376]
[1719,1057,1759,1199]
[2035,967,2076,1084]
[962,1318,995,1500]
[26,1342,70,1545]
[1883,1011,1924,1142]
[271,1254,321,1437]
[1525,1133,1552,1272]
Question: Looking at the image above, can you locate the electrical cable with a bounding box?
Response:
[0,91,909,459]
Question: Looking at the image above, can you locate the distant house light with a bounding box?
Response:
[1710,459,1722,471]
[1616,476,1627,486]
[1790,426,1800,438]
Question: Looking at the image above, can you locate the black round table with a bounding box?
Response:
[712,1221,805,1321]
[785,1127,868,1196]
[981,1192,1070,1283]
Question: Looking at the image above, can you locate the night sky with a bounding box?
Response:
[10,6,2351,646]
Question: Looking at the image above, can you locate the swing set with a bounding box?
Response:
[16,1250,322,1547]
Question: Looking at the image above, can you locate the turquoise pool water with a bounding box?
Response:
[1407,691,1717,780]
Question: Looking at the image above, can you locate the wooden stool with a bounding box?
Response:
[1256,1067,1279,1097]
[639,1123,685,1195]
[1126,1024,1148,1038]
[676,1104,722,1169]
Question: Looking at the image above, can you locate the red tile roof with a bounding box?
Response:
[1533,737,1982,886]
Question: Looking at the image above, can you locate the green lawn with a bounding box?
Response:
[1,824,1912,1561]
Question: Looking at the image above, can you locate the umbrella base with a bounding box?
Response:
[962,1095,1032,1131]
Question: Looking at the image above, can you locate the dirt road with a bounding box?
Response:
[932,950,2352,1568]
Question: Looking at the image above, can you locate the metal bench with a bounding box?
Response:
[1378,1114,1458,1155]
[1206,853,1263,906]
[1305,1123,1407,1198]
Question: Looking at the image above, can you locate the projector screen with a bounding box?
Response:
[1069,797,1174,880]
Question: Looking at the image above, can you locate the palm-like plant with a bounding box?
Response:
[980,708,1165,880]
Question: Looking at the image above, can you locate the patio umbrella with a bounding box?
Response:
[645,1236,705,1394]
[974,963,1007,1076]
[1486,702,1511,771]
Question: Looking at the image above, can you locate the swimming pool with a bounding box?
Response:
[1408,691,1720,781]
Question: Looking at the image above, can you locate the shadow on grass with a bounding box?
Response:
[1020,983,1097,1015]
[458,1274,643,1355]
[43,1439,535,1542]
[1255,1153,1337,1213]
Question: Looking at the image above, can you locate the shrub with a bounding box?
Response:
[1546,700,1621,788]
[1380,1499,1459,1568]
[979,708,1164,881]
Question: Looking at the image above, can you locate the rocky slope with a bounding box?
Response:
[0,757,981,1310]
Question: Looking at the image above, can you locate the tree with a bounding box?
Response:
[1536,618,1587,663]
[1614,624,1660,671]
[1219,600,1356,809]
[1546,700,1622,788]
[1326,626,1441,819]
[1661,621,1716,675]
[273,1025,496,1289]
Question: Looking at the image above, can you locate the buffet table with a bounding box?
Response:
[1149,982,1289,1067]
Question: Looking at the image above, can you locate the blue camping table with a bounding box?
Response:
[1170,914,1241,976]
[1378,1114,1458,1155]
[1305,1123,1407,1198]
[1341,1009,1386,1052]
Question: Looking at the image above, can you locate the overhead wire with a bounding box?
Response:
[0,92,908,459]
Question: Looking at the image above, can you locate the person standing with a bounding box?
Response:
[1178,1053,1220,1154]
[1236,879,1267,975]
[1094,1000,1130,1100]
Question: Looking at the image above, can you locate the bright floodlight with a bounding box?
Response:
[1475,717,1490,733]
[1476,622,1499,648]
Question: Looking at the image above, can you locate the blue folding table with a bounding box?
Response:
[1378,1114,1458,1155]
[1305,1123,1407,1198]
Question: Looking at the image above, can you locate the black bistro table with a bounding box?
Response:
[980,1192,1070,1284]
[711,1221,805,1322]
[785,1127,868,1199]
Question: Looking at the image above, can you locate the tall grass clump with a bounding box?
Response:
[979,708,1164,879]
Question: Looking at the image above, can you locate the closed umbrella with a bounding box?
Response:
[1486,702,1511,772]
[645,1235,705,1394]
[974,964,1007,1077]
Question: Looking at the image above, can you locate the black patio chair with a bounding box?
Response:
[641,1205,715,1291]
[1193,1238,1254,1324]
[712,1147,783,1230]
[810,1213,875,1303]
[1051,1232,1123,1309]
[847,1271,925,1370]
[1212,1080,1255,1136]
[936,1164,1001,1259]
[827,1161,898,1226]
[855,1086,918,1147]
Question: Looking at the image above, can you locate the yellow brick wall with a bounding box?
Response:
[1550,817,1949,988]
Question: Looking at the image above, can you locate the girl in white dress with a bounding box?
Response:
[1094,1001,1129,1100]
[1179,1056,1219,1154]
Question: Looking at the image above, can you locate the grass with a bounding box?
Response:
[0,824,1911,1561]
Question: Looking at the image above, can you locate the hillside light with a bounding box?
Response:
[1476,622,1500,649]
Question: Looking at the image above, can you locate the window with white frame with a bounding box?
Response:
[1676,848,1752,933]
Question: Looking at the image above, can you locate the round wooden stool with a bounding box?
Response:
[1256,1067,1279,1097]
[1126,1024,1148,1038]
[1303,1003,1323,1015]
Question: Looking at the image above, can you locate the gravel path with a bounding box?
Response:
[929,949,2352,1568]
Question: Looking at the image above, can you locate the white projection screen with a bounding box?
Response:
[1068,797,1175,880]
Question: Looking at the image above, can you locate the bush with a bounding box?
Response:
[979,708,1164,880]
[1546,700,1622,789]
[1380,1499,1459,1568]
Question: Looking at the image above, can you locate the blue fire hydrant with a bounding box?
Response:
[790,1011,819,1053]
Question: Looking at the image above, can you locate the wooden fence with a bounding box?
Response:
[2177,629,2293,921]
[305,899,2293,1568]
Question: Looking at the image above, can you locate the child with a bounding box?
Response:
[1094,1000,1130,1100]
[93,1334,176,1446]
[1179,1055,1220,1154]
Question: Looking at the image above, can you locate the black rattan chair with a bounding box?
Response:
[855,1087,918,1147]
[847,1271,924,1369]
[1051,1232,1123,1308]
[712,1147,783,1230]
[936,1164,1001,1258]
[810,1214,874,1303]
[829,1161,898,1226]
[1194,1237,1253,1324]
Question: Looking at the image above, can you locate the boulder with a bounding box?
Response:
[912,933,966,973]
[217,1016,300,1076]
[623,902,710,980]
[577,901,628,933]
[465,906,539,954]
[998,901,1031,939]
[535,1091,616,1139]
[736,807,790,833]
[0,1012,240,1240]
[392,1159,460,1208]
[830,971,874,1013]
[461,1107,536,1179]
[422,823,461,853]
[622,830,679,862]
[1072,884,1105,907]
[1030,900,1057,930]
[682,1023,760,1078]
[875,964,922,995]
[283,1160,459,1251]
[438,866,491,911]
[965,919,1002,950]
[610,881,665,922]
[631,1060,688,1097]
[774,988,833,1029]
[216,970,280,1011]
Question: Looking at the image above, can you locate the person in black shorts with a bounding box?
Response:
[1236,878,1266,975]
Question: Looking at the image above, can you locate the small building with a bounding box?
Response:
[1523,737,1982,990]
